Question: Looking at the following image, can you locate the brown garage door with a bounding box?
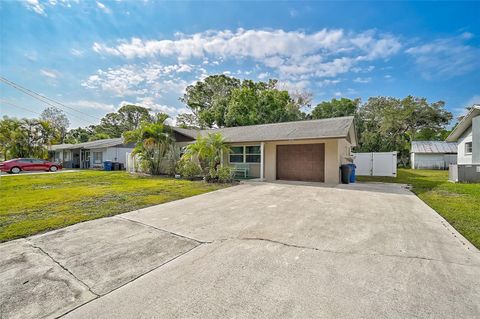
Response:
[276,144,325,182]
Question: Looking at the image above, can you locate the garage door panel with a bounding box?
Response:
[276,144,325,182]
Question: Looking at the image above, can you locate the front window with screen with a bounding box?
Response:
[245,146,261,163]
[229,145,261,163]
[229,146,244,163]
[93,152,103,164]
[465,142,473,154]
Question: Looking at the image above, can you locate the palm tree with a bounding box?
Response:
[183,133,230,176]
[124,113,174,175]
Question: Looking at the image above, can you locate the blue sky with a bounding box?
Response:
[1,1,479,128]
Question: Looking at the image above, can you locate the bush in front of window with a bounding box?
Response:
[216,166,234,183]
[176,159,202,180]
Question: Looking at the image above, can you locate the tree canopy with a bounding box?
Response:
[95,104,152,138]
[0,116,56,160]
[179,75,309,128]
[311,98,360,119]
[40,106,70,143]
[356,96,452,165]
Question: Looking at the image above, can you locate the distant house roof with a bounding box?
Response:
[172,127,200,139]
[173,116,356,144]
[446,104,480,142]
[49,138,126,151]
[411,141,457,154]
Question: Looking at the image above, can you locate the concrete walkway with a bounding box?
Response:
[1,182,479,318]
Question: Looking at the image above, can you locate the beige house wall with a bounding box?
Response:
[264,139,341,184]
[221,142,261,178]
[221,138,351,183]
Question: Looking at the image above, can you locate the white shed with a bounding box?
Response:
[410,141,457,170]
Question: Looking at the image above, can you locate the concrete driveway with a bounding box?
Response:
[1,182,479,318]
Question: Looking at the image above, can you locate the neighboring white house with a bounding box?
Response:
[447,105,480,164]
[410,141,457,170]
[49,138,135,169]
[446,105,480,182]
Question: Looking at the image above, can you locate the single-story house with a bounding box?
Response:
[172,116,357,183]
[410,141,457,170]
[49,138,135,169]
[446,104,480,182]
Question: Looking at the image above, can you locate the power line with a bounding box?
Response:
[0,98,94,126]
[0,76,102,124]
[0,99,42,115]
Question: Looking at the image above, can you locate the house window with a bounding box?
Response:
[229,145,261,164]
[93,152,103,164]
[245,146,261,163]
[229,146,244,163]
[465,142,473,154]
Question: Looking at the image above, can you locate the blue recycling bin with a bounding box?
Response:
[348,163,356,183]
[103,161,113,171]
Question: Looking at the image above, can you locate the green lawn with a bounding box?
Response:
[0,171,226,242]
[357,169,480,249]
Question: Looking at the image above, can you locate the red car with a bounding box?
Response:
[0,158,62,174]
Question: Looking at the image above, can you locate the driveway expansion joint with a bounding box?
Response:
[55,242,205,319]
[26,239,100,297]
[115,215,208,244]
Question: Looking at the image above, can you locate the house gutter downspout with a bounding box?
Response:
[260,142,265,181]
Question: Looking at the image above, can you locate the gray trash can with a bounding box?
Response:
[340,164,351,184]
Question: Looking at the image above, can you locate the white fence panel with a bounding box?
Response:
[125,152,144,173]
[353,152,397,177]
[353,153,373,176]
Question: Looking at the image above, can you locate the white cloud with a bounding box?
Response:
[24,51,38,61]
[465,95,480,109]
[406,33,480,79]
[258,72,270,80]
[353,77,371,83]
[317,79,341,87]
[276,80,311,93]
[23,0,78,15]
[40,69,60,78]
[91,28,401,79]
[71,48,84,57]
[96,1,111,14]
[67,100,116,112]
[24,0,46,16]
[82,63,194,99]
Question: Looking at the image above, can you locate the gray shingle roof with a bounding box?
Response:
[174,116,355,143]
[172,127,200,139]
[411,141,457,154]
[49,138,126,151]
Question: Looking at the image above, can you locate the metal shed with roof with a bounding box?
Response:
[410,141,457,170]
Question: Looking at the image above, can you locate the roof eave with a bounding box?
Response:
[224,134,350,143]
[446,106,480,141]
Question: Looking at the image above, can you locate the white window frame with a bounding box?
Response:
[465,142,473,154]
[228,145,261,164]
[93,151,103,164]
